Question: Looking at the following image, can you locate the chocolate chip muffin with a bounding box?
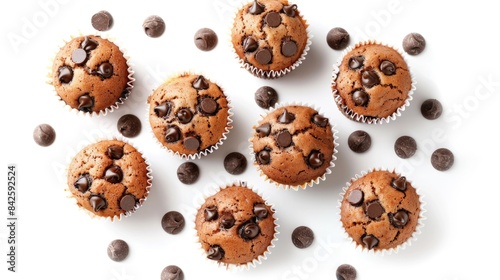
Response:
[67,139,151,220]
[51,35,133,115]
[231,0,310,78]
[148,73,232,159]
[340,170,423,253]
[332,41,414,124]
[250,105,336,189]
[194,183,277,268]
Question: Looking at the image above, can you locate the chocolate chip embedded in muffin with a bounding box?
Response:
[143,15,165,38]
[33,124,56,147]
[394,136,417,159]
[431,148,454,171]
[117,114,142,138]
[403,32,426,55]
[291,226,314,249]
[326,27,350,50]
[107,239,129,262]
[194,28,218,51]
[161,211,185,234]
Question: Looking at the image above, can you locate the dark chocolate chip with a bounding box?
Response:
[255,123,272,137]
[431,148,454,171]
[161,211,185,234]
[107,239,129,262]
[81,36,98,51]
[361,69,380,88]
[207,245,224,260]
[248,0,264,15]
[365,200,384,219]
[239,221,260,240]
[307,151,324,168]
[117,114,141,138]
[74,174,91,193]
[282,39,297,57]
[120,194,136,212]
[143,15,165,38]
[326,27,350,50]
[154,102,171,118]
[89,195,107,211]
[361,234,379,249]
[348,56,364,69]
[176,109,193,124]
[243,36,258,53]
[421,99,443,120]
[352,89,369,106]
[104,165,123,183]
[204,205,218,221]
[58,66,73,83]
[33,124,56,147]
[192,75,209,90]
[194,28,218,51]
[255,86,278,109]
[380,60,396,75]
[91,10,113,31]
[106,145,124,159]
[256,149,271,165]
[253,203,268,220]
[403,32,426,55]
[183,136,200,151]
[347,189,363,207]
[347,130,371,153]
[394,136,417,159]
[78,94,94,112]
[389,210,409,228]
[71,48,87,64]
[177,162,200,185]
[265,12,281,27]
[391,176,407,192]
[165,126,181,143]
[312,114,329,127]
[278,109,295,124]
[336,264,357,280]
[223,152,247,175]
[276,130,292,148]
[255,48,272,64]
[220,213,235,229]
[282,4,297,17]
[291,226,314,249]
[161,265,184,280]
[199,97,217,114]
[96,62,113,78]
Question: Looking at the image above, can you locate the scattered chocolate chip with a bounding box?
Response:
[192,75,209,90]
[265,12,281,27]
[183,136,200,151]
[291,226,314,249]
[352,89,369,106]
[220,213,235,229]
[253,203,268,220]
[176,162,200,184]
[421,99,443,120]
[255,48,272,64]
[278,109,295,124]
[348,56,364,69]
[106,145,124,159]
[391,176,407,192]
[107,239,129,262]
[224,152,247,175]
[276,130,292,148]
[307,151,324,168]
[104,165,123,183]
[33,124,56,147]
[389,210,409,228]
[431,148,454,171]
[282,39,298,57]
[361,69,380,88]
[78,94,94,112]
[361,234,379,249]
[204,205,218,221]
[58,66,73,83]
[96,62,113,78]
[89,195,107,211]
[336,264,357,280]
[71,48,87,64]
[161,265,184,280]
[207,245,224,260]
[165,126,181,143]
[282,4,297,17]
[194,28,218,51]
[348,130,371,153]
[120,194,136,212]
[365,200,384,219]
[248,0,264,15]
[117,114,141,138]
[255,86,278,109]
[176,109,193,124]
[143,15,165,38]
[91,10,113,31]
[347,189,364,207]
[243,36,258,52]
[394,136,417,159]
[403,32,426,55]
[161,211,185,234]
[239,221,260,240]
[199,97,217,114]
[256,149,271,164]
[326,27,350,50]
[312,114,329,127]
[154,102,171,118]
[74,174,91,193]
[255,123,272,137]
[380,60,396,75]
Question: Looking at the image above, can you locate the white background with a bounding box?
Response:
[1,0,499,279]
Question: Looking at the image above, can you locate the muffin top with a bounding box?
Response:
[250,105,335,189]
[332,43,412,122]
[51,35,132,114]
[340,170,421,251]
[147,74,231,158]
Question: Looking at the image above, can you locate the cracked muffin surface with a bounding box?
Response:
[340,170,421,251]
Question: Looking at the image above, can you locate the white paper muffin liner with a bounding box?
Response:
[191,180,279,271]
[47,32,135,117]
[146,71,233,160]
[63,135,152,222]
[229,0,312,79]
[331,40,416,124]
[337,167,426,256]
[249,102,339,191]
